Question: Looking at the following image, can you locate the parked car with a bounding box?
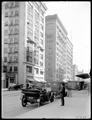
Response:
[20,82,54,107]
[8,83,23,91]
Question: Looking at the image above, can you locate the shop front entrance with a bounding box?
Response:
[6,77,8,88]
[6,73,16,87]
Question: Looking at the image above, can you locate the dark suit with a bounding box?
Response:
[60,85,65,106]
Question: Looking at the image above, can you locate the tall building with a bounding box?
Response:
[65,37,73,81]
[2,2,47,88]
[45,14,73,82]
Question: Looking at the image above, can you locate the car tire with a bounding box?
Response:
[50,97,54,102]
[22,96,27,107]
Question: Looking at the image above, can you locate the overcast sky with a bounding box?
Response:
[44,1,91,73]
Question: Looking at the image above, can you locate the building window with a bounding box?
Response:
[15,2,19,8]
[4,20,8,26]
[14,27,19,34]
[40,61,43,66]
[35,2,39,11]
[5,3,9,9]
[40,24,43,31]
[9,2,15,8]
[14,54,18,62]
[34,57,38,65]
[40,70,43,75]
[15,10,19,16]
[35,10,39,20]
[9,55,12,62]
[9,19,13,26]
[9,66,12,72]
[9,27,14,35]
[4,38,8,44]
[5,12,8,17]
[9,10,14,17]
[8,47,12,53]
[40,9,44,16]
[4,29,8,36]
[14,45,18,53]
[26,66,32,73]
[26,56,32,63]
[41,17,44,23]
[4,47,8,54]
[26,49,33,63]
[3,66,7,72]
[4,57,7,62]
[14,66,18,72]
[34,68,39,74]
[15,19,19,25]
[9,37,14,44]
[14,35,19,43]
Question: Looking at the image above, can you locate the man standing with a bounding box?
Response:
[59,83,65,106]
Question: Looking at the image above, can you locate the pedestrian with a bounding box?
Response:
[59,83,65,106]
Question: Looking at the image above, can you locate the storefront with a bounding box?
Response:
[6,72,17,87]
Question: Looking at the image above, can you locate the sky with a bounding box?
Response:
[44,1,91,73]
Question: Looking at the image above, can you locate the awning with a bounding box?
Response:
[76,73,90,79]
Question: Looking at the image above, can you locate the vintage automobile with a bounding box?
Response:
[20,82,54,107]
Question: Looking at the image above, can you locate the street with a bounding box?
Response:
[15,90,91,119]
[2,90,91,119]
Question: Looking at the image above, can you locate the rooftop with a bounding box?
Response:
[46,14,68,35]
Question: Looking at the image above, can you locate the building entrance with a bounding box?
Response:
[6,77,8,88]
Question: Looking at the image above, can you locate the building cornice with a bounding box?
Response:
[46,14,68,35]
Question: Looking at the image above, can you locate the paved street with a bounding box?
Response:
[16,90,91,119]
[2,90,91,119]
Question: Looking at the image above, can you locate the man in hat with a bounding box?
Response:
[59,83,65,106]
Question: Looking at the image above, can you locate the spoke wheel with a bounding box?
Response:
[22,96,27,107]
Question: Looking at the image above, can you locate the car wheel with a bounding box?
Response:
[50,97,54,102]
[22,96,27,107]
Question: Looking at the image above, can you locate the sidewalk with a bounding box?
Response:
[15,90,91,119]
[2,89,21,96]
